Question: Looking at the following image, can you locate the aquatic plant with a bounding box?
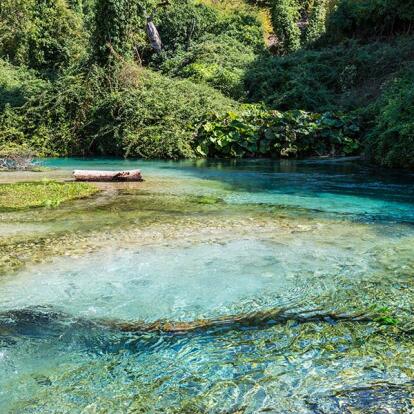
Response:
[0,180,98,210]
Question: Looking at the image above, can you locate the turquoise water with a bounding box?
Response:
[1,158,414,413]
[0,238,378,321]
[43,157,414,222]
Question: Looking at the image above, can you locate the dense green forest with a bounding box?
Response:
[0,0,413,168]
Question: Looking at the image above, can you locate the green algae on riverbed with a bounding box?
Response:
[0,180,98,210]
[0,185,393,277]
[0,175,303,275]
[1,177,414,324]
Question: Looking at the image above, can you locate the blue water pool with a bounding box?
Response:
[1,158,414,413]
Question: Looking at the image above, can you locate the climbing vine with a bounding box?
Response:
[269,0,329,53]
[303,0,328,44]
[94,0,138,64]
[270,0,301,54]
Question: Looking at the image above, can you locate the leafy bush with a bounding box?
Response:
[0,0,86,72]
[365,68,414,169]
[0,60,362,161]
[196,105,360,158]
[116,68,236,158]
[267,0,330,54]
[155,1,218,53]
[0,64,100,155]
[245,37,414,112]
[0,63,235,158]
[268,0,414,53]
[158,34,256,99]
[216,8,265,50]
[304,0,329,45]
[326,0,414,41]
[93,0,157,65]
[0,59,46,110]
[155,0,264,53]
[151,0,265,98]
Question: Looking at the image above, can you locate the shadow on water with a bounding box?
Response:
[0,305,374,341]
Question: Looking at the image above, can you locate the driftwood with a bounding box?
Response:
[73,169,142,182]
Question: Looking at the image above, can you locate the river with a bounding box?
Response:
[1,158,414,413]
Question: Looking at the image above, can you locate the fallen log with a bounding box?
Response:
[73,169,143,182]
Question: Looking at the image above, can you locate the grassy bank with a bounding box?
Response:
[0,181,98,210]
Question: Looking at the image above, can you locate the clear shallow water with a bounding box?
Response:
[42,157,414,222]
[1,158,414,413]
[0,237,380,322]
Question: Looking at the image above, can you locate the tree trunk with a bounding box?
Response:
[146,18,162,52]
[73,170,143,182]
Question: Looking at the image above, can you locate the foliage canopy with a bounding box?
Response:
[0,0,413,167]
